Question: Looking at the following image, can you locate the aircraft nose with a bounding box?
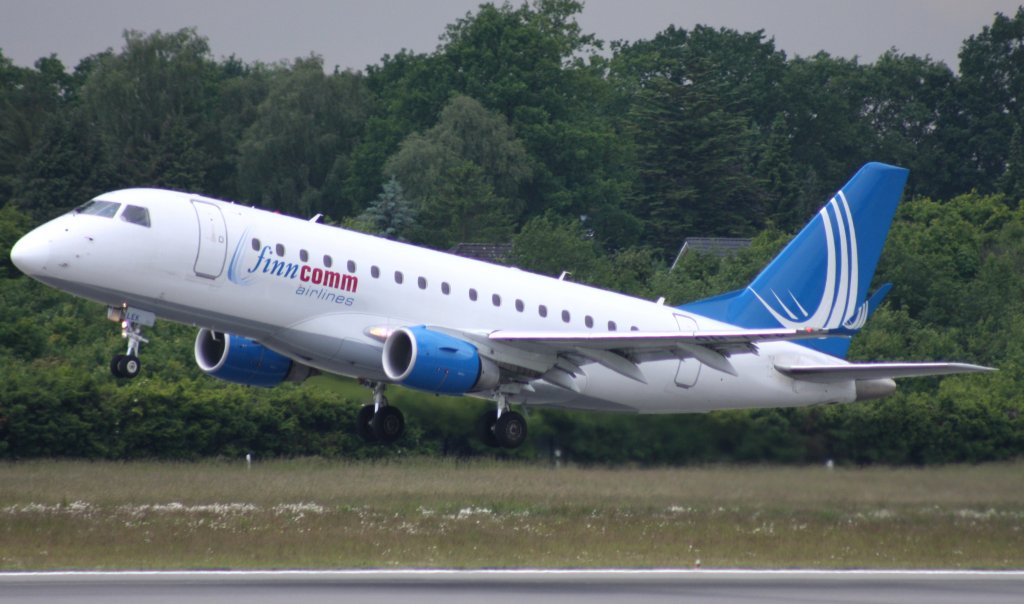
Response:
[9,230,50,275]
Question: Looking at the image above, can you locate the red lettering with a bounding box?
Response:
[300,265,311,282]
[312,267,323,285]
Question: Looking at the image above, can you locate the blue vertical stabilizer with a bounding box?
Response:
[679,162,909,358]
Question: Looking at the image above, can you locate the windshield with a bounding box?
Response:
[74,200,121,218]
[120,204,151,227]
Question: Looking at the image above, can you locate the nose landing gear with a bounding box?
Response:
[108,305,154,379]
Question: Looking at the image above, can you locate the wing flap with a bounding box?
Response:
[489,327,833,351]
[775,362,995,383]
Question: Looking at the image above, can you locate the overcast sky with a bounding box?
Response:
[2,1,1021,73]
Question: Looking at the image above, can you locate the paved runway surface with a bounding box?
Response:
[2,570,1023,604]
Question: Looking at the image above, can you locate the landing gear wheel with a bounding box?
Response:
[372,405,405,444]
[478,409,500,448]
[118,355,141,379]
[355,404,378,443]
[111,354,126,378]
[494,411,527,449]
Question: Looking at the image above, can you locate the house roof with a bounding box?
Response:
[448,242,513,265]
[672,237,752,269]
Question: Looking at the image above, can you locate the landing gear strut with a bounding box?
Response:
[479,395,527,449]
[356,382,405,445]
[109,306,151,379]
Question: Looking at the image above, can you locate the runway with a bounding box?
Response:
[2,570,1024,604]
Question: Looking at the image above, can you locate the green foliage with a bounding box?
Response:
[2,8,1024,464]
[385,95,530,248]
[356,176,417,241]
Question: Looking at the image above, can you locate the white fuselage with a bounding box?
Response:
[13,188,854,413]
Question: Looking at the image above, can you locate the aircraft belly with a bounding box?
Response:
[554,357,858,414]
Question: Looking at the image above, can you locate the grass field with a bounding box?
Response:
[1,459,1022,570]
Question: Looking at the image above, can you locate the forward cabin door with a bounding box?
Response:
[191,200,228,279]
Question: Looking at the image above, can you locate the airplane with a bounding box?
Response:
[9,162,993,449]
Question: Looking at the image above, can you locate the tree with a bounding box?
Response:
[356,176,416,241]
[998,123,1024,203]
[79,29,220,192]
[629,69,767,256]
[236,56,371,217]
[956,7,1024,193]
[384,95,531,248]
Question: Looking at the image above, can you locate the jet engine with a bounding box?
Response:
[194,328,311,387]
[382,326,499,394]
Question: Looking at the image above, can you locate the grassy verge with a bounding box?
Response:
[0,459,1021,569]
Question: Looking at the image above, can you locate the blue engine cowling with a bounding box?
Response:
[194,328,304,387]
[382,326,500,394]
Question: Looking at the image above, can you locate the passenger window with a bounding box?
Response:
[75,200,120,218]
[300,249,309,262]
[585,315,594,328]
[608,321,617,331]
[442,282,451,295]
[251,238,261,251]
[469,288,478,301]
[492,294,501,307]
[395,271,404,284]
[561,310,571,323]
[348,260,356,273]
[371,266,380,278]
[418,276,427,290]
[630,326,639,331]
[324,255,333,268]
[515,299,524,312]
[120,205,150,227]
[276,243,285,256]
[539,305,548,318]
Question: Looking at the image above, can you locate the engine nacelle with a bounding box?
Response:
[382,326,499,394]
[194,329,311,387]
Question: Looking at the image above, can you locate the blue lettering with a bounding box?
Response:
[247,245,272,274]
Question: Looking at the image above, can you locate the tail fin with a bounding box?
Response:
[679,162,909,358]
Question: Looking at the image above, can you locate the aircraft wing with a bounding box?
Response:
[773,362,995,383]
[434,326,836,387]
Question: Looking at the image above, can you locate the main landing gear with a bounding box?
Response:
[356,382,406,445]
[109,306,150,379]
[479,395,527,449]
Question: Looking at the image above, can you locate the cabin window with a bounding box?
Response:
[561,310,571,323]
[608,321,617,331]
[492,294,501,307]
[347,260,356,273]
[324,255,333,268]
[371,265,380,278]
[299,249,309,262]
[585,315,594,328]
[539,305,548,318]
[394,271,404,284]
[120,205,150,227]
[630,326,639,332]
[469,288,478,301]
[251,238,260,251]
[276,243,285,256]
[441,282,451,295]
[515,299,524,312]
[75,199,120,218]
[418,276,427,290]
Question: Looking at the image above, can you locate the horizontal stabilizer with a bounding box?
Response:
[775,362,995,383]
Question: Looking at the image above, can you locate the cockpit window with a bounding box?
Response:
[74,200,121,218]
[120,205,151,227]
